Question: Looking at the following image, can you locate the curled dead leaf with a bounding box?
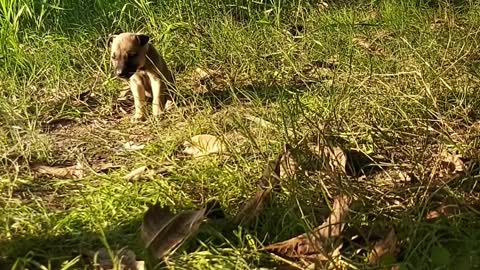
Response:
[309,144,381,177]
[191,67,228,93]
[353,36,384,55]
[91,162,121,173]
[182,134,226,157]
[440,149,465,174]
[31,161,120,179]
[234,190,271,226]
[309,144,347,174]
[124,166,148,181]
[279,146,299,179]
[141,203,206,259]
[120,142,145,152]
[31,162,84,178]
[234,146,288,226]
[425,205,461,220]
[263,195,351,260]
[85,247,144,270]
[368,228,398,264]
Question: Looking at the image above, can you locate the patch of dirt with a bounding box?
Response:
[46,115,158,165]
[6,179,80,210]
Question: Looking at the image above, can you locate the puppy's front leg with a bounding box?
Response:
[148,73,166,118]
[129,74,146,122]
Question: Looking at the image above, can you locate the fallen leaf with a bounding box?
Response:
[31,160,121,179]
[368,228,398,264]
[191,67,228,93]
[318,2,328,11]
[193,67,210,81]
[118,88,131,99]
[91,162,121,173]
[141,203,206,259]
[309,144,347,174]
[353,37,372,50]
[124,166,148,181]
[31,162,84,178]
[85,247,144,270]
[279,148,298,179]
[183,134,226,157]
[234,190,272,226]
[234,147,286,225]
[263,195,351,259]
[425,204,461,220]
[440,149,465,174]
[353,36,384,55]
[309,144,382,177]
[120,142,145,152]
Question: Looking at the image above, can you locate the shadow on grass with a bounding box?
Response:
[0,219,145,269]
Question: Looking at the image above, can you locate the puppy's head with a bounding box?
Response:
[108,32,150,79]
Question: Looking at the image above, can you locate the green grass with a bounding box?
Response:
[1,0,480,269]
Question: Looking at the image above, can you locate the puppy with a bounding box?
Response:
[108,32,175,121]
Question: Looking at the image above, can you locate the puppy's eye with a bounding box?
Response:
[111,54,117,60]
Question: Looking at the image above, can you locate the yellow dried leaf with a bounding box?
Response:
[183,134,226,157]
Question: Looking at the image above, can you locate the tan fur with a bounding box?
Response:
[108,32,175,121]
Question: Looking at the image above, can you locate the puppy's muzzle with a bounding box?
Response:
[116,68,135,79]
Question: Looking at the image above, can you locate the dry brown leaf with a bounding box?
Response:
[279,148,298,179]
[353,36,384,55]
[318,2,328,11]
[86,247,144,270]
[191,67,228,93]
[124,166,148,181]
[32,162,84,178]
[234,146,287,225]
[91,162,121,173]
[31,160,120,179]
[263,195,351,259]
[440,149,465,174]
[120,142,145,152]
[183,134,226,157]
[353,37,372,49]
[234,190,272,225]
[367,228,398,264]
[425,205,461,220]
[141,203,206,259]
[193,67,210,81]
[309,144,347,174]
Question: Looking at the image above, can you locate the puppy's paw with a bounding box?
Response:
[151,112,164,122]
[130,114,146,123]
[165,100,174,111]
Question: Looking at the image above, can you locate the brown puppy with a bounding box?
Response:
[108,32,175,121]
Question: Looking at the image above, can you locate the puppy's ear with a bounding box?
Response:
[107,34,117,47]
[136,34,150,46]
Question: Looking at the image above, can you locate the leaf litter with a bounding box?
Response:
[31,160,120,179]
[76,139,465,268]
[233,145,289,225]
[263,195,351,263]
[367,228,398,265]
[182,134,226,157]
[123,166,148,181]
[141,203,206,259]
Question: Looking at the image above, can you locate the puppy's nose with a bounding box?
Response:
[116,69,129,78]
